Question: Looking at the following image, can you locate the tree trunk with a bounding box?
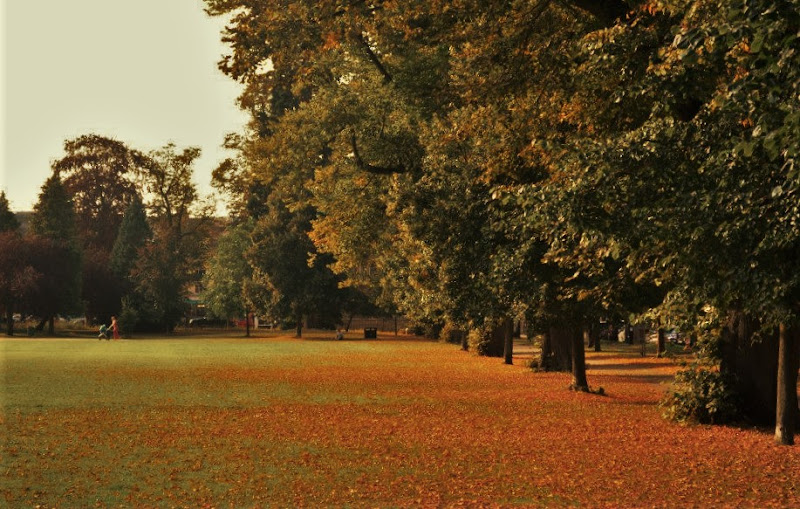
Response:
[775,323,799,445]
[609,322,619,344]
[296,314,303,338]
[586,327,594,349]
[720,312,778,425]
[473,321,507,357]
[593,323,601,352]
[634,324,648,357]
[502,316,514,365]
[5,309,13,336]
[657,328,666,358]
[346,314,354,332]
[541,326,573,372]
[571,326,589,391]
[48,316,55,336]
[540,329,552,362]
[245,309,251,338]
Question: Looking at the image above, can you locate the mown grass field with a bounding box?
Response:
[2,332,798,507]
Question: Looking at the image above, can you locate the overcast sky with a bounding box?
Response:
[1,0,248,212]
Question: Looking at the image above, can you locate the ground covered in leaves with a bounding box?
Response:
[2,333,798,507]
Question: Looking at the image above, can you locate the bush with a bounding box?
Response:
[118,301,139,338]
[439,322,466,345]
[661,363,739,425]
[467,326,504,357]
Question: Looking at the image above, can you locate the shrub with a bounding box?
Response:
[661,363,739,425]
[468,325,504,357]
[439,322,466,345]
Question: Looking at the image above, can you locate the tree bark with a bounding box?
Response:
[593,323,601,352]
[657,328,666,358]
[775,323,799,445]
[540,329,551,363]
[541,326,573,371]
[5,309,13,336]
[502,316,514,365]
[720,312,778,425]
[571,326,589,391]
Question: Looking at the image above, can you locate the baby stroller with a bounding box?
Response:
[98,324,110,340]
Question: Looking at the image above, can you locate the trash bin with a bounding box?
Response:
[364,327,377,339]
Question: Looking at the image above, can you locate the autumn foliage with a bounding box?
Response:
[3,335,798,507]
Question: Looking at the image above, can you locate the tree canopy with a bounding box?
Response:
[205,0,800,440]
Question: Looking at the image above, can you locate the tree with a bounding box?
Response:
[248,202,342,337]
[52,134,145,252]
[203,221,255,335]
[0,232,40,335]
[0,192,20,233]
[518,0,800,436]
[30,175,82,334]
[110,196,152,281]
[130,143,213,331]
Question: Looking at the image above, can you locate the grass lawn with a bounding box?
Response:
[2,332,798,507]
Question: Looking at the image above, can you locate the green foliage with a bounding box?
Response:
[467,325,504,358]
[203,221,254,321]
[204,1,800,421]
[117,297,140,338]
[0,192,20,233]
[662,362,740,425]
[131,143,211,332]
[31,175,80,248]
[110,196,151,280]
[29,175,83,322]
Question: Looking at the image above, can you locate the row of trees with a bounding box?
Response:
[202,0,799,443]
[0,136,214,335]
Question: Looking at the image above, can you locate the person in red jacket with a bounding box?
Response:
[111,316,120,340]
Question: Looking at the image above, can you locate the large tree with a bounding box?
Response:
[29,175,82,334]
[52,134,146,252]
[129,143,213,331]
[202,221,255,335]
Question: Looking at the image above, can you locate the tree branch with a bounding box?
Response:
[354,31,393,84]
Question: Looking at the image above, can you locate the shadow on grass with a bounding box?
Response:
[588,362,676,371]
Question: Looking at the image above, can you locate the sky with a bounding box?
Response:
[1,0,248,212]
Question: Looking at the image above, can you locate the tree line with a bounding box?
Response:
[0,136,214,335]
[201,0,799,444]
